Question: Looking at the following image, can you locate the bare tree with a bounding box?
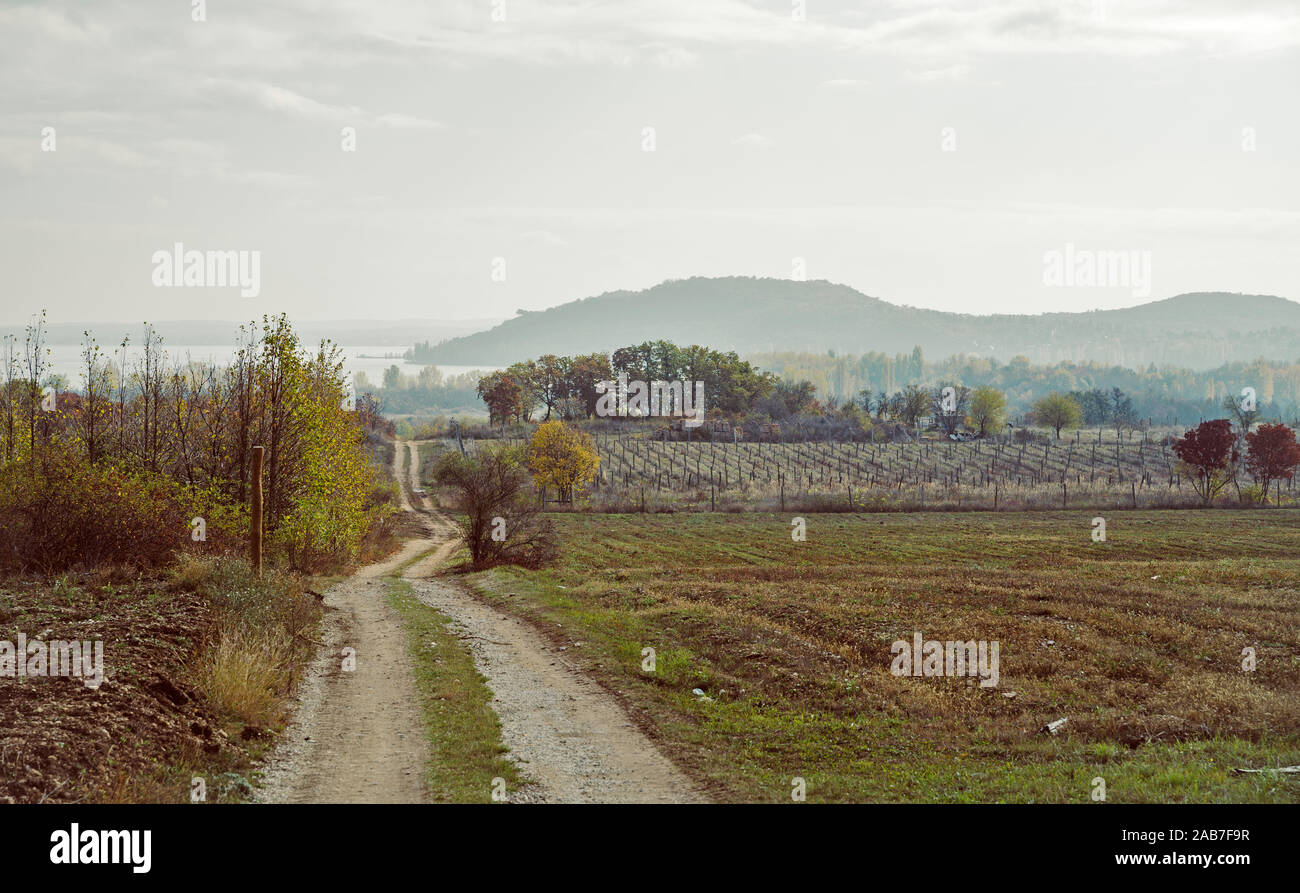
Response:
[23,311,49,465]
[1,333,16,462]
[434,445,557,570]
[931,383,971,436]
[78,332,111,464]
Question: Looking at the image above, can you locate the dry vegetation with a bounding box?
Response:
[462,509,1300,802]
[0,314,405,802]
[0,556,322,803]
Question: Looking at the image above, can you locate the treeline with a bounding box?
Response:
[753,348,1300,426]
[463,340,1133,442]
[475,341,775,424]
[354,365,485,414]
[0,312,393,571]
[461,338,1300,448]
[464,339,1158,441]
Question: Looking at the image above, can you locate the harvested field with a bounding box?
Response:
[461,509,1300,802]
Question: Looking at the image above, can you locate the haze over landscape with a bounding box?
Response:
[3,0,1297,326]
[19,278,1300,381]
[411,278,1300,369]
[7,0,1300,843]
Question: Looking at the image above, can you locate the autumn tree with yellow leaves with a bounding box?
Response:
[527,420,599,503]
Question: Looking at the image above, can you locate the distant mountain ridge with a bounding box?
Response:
[412,277,1300,371]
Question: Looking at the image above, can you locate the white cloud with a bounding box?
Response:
[349,0,1300,64]
[203,80,361,122]
[904,64,971,83]
[732,133,775,150]
[2,1,1295,321]
[521,229,570,247]
[374,113,444,130]
[0,4,110,46]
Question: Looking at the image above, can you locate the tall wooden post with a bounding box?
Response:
[250,445,264,578]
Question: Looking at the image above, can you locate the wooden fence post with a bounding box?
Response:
[250,445,264,578]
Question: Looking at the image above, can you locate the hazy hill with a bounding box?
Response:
[412,277,1300,370]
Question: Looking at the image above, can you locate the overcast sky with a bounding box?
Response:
[3,0,1298,326]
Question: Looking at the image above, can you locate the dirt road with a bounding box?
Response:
[254,543,430,803]
[258,439,704,804]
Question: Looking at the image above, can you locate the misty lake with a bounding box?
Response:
[30,344,499,388]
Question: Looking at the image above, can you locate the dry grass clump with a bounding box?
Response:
[192,627,292,726]
[172,555,321,727]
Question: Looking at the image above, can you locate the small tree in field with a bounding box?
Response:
[476,372,524,426]
[1223,392,1259,435]
[1172,419,1239,504]
[1033,393,1082,439]
[528,420,599,503]
[930,383,971,436]
[433,445,557,569]
[898,384,929,431]
[1244,422,1300,504]
[969,387,1006,437]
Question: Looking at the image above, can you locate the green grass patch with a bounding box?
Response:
[385,578,524,802]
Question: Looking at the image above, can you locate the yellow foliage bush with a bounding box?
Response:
[527,421,599,503]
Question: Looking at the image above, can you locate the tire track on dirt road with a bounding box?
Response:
[257,441,432,803]
[256,571,429,796]
[259,439,704,803]
[402,440,707,804]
